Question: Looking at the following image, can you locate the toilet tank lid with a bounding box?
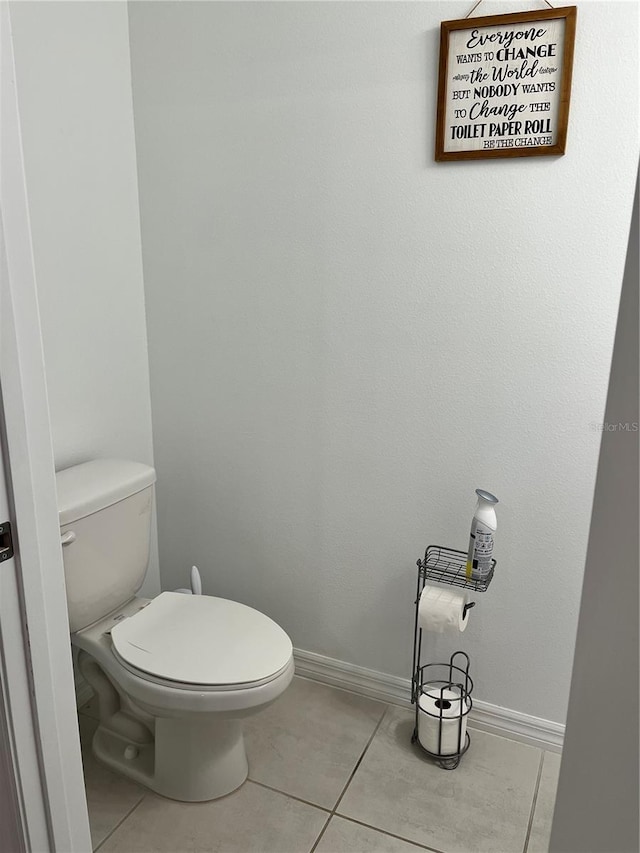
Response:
[56,459,156,525]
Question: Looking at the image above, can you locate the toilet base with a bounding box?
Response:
[92,715,249,802]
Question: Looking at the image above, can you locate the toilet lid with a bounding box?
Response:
[111,592,293,687]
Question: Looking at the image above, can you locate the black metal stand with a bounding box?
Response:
[410,545,496,769]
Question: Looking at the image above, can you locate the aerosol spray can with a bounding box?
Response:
[466,489,499,580]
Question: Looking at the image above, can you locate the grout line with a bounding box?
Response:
[93,793,147,852]
[246,779,332,813]
[308,812,333,853]
[331,704,389,814]
[331,815,447,853]
[326,705,446,853]
[308,704,390,853]
[522,749,546,853]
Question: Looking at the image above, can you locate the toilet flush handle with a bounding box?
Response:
[190,565,202,596]
[60,531,76,546]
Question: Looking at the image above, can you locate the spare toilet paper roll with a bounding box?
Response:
[418,687,470,756]
[418,585,470,633]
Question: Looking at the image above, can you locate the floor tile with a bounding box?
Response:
[78,715,145,850]
[98,780,328,852]
[526,751,561,853]
[316,816,428,852]
[243,676,387,809]
[338,705,541,853]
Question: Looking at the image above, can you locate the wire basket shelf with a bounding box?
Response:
[417,544,496,593]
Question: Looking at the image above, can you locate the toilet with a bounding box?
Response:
[56,458,294,802]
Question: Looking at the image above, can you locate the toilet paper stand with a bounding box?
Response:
[410,544,495,769]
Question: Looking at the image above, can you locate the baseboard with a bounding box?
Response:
[74,644,563,752]
[293,648,563,753]
[294,647,411,708]
[468,698,564,753]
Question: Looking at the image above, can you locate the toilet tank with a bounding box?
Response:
[56,459,156,632]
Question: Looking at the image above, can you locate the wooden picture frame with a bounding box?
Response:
[435,6,577,161]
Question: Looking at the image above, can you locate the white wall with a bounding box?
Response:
[129,0,639,722]
[11,1,159,596]
[550,174,638,853]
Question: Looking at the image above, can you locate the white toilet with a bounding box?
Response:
[56,458,294,802]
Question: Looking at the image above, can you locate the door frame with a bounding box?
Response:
[0,3,92,850]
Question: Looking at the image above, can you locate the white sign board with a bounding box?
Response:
[435,7,576,161]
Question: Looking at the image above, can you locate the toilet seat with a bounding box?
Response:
[111,653,293,692]
[111,591,293,689]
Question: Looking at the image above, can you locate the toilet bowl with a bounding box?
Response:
[57,459,294,802]
[74,592,294,801]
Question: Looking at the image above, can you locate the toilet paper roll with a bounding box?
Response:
[418,687,470,756]
[418,585,470,633]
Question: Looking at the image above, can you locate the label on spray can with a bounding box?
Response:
[466,488,498,580]
[472,521,494,578]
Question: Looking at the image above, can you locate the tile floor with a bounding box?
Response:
[78,677,559,853]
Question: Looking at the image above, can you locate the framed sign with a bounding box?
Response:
[435,6,577,161]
